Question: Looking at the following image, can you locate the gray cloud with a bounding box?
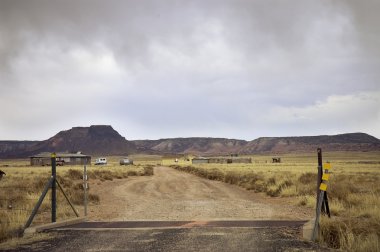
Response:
[0,0,379,140]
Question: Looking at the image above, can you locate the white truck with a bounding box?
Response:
[95,157,107,165]
[120,157,133,165]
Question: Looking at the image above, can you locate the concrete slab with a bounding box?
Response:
[302,218,316,240]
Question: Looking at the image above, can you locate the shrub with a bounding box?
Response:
[280,179,293,188]
[32,176,51,191]
[266,185,282,197]
[297,184,315,196]
[320,217,347,249]
[298,172,315,184]
[224,171,239,184]
[267,177,276,185]
[127,170,138,176]
[281,185,298,197]
[329,181,353,202]
[320,217,380,251]
[245,180,267,192]
[93,170,113,181]
[143,165,154,176]
[207,169,224,181]
[88,193,100,203]
[67,169,83,180]
[57,175,74,188]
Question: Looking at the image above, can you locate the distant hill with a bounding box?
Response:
[239,133,380,154]
[134,138,247,155]
[0,125,136,158]
[0,141,40,159]
[0,126,379,158]
[33,125,136,155]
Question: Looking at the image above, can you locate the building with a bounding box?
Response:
[208,157,252,164]
[192,157,252,164]
[208,158,229,164]
[230,158,252,164]
[191,157,210,164]
[30,152,91,166]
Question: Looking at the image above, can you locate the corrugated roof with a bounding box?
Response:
[30,152,90,158]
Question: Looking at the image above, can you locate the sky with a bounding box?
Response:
[0,0,379,141]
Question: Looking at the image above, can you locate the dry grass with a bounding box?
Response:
[2,152,379,251]
[168,151,380,252]
[0,157,154,243]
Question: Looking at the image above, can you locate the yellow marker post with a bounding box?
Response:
[319,183,327,191]
[322,173,330,181]
[323,162,331,170]
[313,157,332,241]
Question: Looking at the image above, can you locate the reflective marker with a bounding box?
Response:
[322,173,330,181]
[323,163,331,169]
[319,183,327,191]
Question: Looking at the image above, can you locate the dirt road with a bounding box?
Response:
[89,166,312,221]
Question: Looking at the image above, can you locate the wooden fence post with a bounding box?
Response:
[312,162,332,241]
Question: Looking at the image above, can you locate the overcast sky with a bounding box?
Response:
[0,0,379,141]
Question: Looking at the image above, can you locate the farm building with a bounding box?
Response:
[30,152,91,166]
[231,158,252,164]
[209,157,252,164]
[191,157,210,164]
[192,157,252,164]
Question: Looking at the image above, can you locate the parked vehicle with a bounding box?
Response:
[120,158,133,165]
[42,159,65,166]
[56,160,65,166]
[95,158,107,165]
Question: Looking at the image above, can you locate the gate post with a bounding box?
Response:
[51,152,57,222]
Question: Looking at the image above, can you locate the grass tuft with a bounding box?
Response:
[67,169,83,180]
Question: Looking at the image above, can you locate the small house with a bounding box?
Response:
[231,158,252,164]
[208,157,252,164]
[30,152,91,166]
[191,157,210,164]
[192,157,252,164]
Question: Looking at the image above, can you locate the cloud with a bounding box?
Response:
[261,92,380,137]
[0,0,379,140]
